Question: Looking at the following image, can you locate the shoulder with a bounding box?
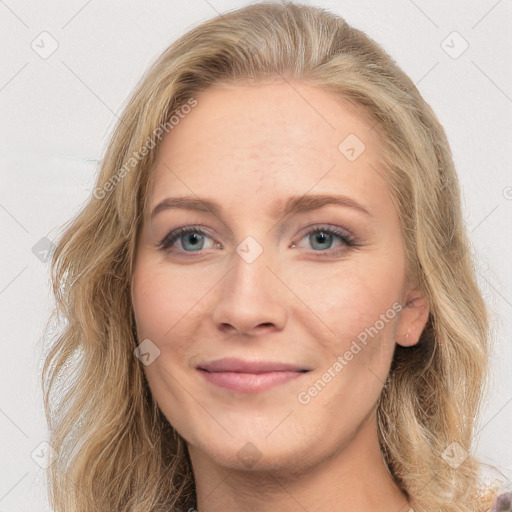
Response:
[488,490,511,511]
[476,480,511,512]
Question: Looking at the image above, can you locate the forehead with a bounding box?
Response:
[147,80,391,217]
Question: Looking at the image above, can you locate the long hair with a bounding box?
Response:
[41,2,501,511]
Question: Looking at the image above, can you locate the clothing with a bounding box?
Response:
[407,490,512,512]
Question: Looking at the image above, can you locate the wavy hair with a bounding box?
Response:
[41,2,502,511]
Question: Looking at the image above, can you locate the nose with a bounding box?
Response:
[211,244,288,337]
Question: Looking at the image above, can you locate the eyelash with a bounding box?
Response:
[157,224,359,258]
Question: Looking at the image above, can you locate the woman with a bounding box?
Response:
[41,2,510,511]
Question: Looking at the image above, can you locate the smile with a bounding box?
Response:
[197,369,309,393]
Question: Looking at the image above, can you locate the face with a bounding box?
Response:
[131,80,428,474]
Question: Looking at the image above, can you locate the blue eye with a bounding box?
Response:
[157,224,357,257]
[158,226,216,253]
[292,225,356,257]
[311,231,334,250]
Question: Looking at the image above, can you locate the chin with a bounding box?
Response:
[187,429,319,475]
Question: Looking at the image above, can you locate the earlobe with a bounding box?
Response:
[395,291,430,347]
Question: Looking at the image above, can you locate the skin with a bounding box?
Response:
[131,79,430,512]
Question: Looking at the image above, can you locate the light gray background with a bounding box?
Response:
[1,0,511,510]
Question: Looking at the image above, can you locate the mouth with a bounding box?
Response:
[196,358,312,393]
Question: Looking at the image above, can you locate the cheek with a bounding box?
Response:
[296,254,405,363]
[131,260,208,340]
[132,270,174,338]
[131,259,219,386]
[296,267,404,418]
[131,263,202,414]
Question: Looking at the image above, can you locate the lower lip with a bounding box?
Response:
[197,369,307,393]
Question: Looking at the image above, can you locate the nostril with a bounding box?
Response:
[250,322,275,332]
[219,323,237,334]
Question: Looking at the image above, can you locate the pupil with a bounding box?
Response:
[311,231,332,250]
[183,233,203,250]
[188,234,200,245]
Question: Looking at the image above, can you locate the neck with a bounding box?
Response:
[188,411,410,512]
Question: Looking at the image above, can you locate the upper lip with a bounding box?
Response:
[197,357,310,373]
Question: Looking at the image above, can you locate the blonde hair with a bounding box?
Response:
[41,2,502,511]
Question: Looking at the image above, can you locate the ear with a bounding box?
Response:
[395,284,430,347]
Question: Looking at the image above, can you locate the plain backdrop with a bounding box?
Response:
[1,0,511,510]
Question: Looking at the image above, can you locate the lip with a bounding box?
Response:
[197,357,310,373]
[196,357,311,393]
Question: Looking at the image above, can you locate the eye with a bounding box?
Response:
[290,225,357,257]
[157,226,220,254]
[157,224,359,258]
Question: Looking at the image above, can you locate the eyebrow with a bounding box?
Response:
[150,193,373,220]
